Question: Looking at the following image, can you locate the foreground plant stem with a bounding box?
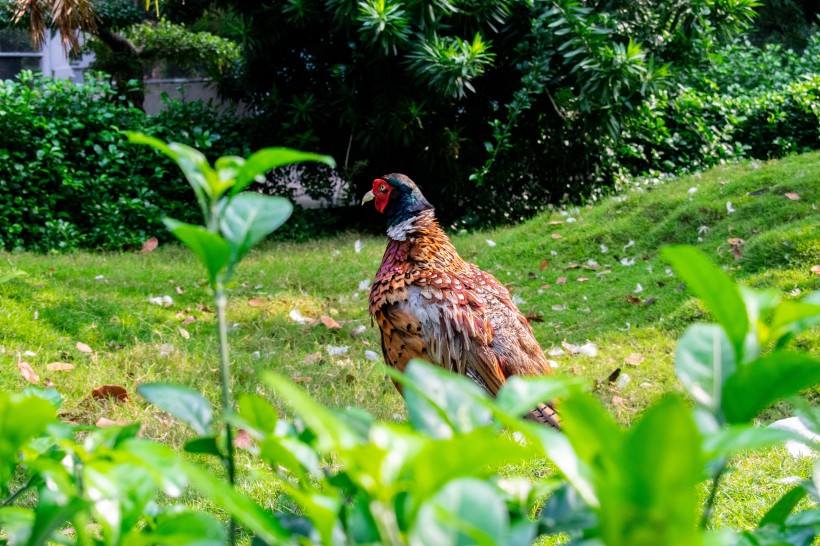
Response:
[700,461,728,529]
[1,478,35,507]
[215,278,237,544]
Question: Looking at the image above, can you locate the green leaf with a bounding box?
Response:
[220,194,293,267]
[675,323,736,418]
[770,294,820,348]
[703,425,804,460]
[759,485,808,528]
[182,460,290,543]
[232,148,336,195]
[0,269,26,284]
[262,372,361,452]
[723,352,820,423]
[21,386,63,409]
[83,461,157,544]
[138,383,213,435]
[120,439,189,498]
[127,511,227,546]
[559,392,622,472]
[184,436,222,457]
[28,494,87,546]
[411,478,509,546]
[495,375,587,417]
[0,506,34,544]
[0,392,56,492]
[163,218,231,283]
[662,245,748,361]
[281,486,341,546]
[609,395,701,546]
[387,359,492,439]
[237,393,279,436]
[259,436,321,481]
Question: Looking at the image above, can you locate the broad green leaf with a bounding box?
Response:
[259,436,321,481]
[723,352,820,423]
[237,393,279,436]
[0,269,26,284]
[120,439,189,498]
[215,155,246,187]
[675,323,736,418]
[83,461,157,544]
[770,294,820,348]
[559,393,621,470]
[703,425,805,460]
[262,373,361,452]
[405,428,535,507]
[0,393,56,492]
[759,485,808,528]
[28,494,87,546]
[0,506,34,544]
[22,386,63,409]
[520,420,598,508]
[344,493,381,544]
[168,142,219,198]
[496,375,588,417]
[127,132,210,217]
[220,194,293,267]
[663,245,748,361]
[183,460,290,543]
[411,478,509,546]
[387,360,492,438]
[184,436,222,457]
[232,148,336,195]
[609,395,701,546]
[138,383,213,435]
[127,511,227,546]
[163,218,231,283]
[538,483,598,537]
[282,486,341,546]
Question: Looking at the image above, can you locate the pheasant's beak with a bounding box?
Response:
[361,190,375,205]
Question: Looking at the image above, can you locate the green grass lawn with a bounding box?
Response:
[1,151,819,533]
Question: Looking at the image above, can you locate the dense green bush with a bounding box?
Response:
[0,71,251,251]
[613,34,820,185]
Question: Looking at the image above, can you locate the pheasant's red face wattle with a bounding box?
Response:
[372,178,393,213]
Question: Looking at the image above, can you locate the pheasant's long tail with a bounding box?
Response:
[525,402,560,430]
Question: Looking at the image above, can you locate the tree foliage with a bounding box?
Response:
[208,0,760,226]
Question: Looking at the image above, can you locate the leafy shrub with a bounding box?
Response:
[612,34,820,184]
[0,71,252,251]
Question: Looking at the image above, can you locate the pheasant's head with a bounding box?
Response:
[361,173,433,227]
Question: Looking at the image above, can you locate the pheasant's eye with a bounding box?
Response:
[379,184,388,193]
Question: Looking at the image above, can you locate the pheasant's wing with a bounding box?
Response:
[377,266,555,396]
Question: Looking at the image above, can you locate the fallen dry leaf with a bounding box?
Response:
[76,342,93,354]
[320,315,342,330]
[182,315,196,325]
[248,297,266,307]
[548,221,563,225]
[577,277,589,282]
[727,238,745,260]
[784,193,801,201]
[178,327,190,339]
[606,368,622,384]
[643,297,657,307]
[90,385,129,403]
[304,352,322,364]
[292,376,312,383]
[625,353,645,367]
[539,260,549,270]
[551,233,562,239]
[234,429,253,449]
[96,417,126,427]
[811,265,820,276]
[525,311,544,323]
[47,362,75,371]
[140,237,159,253]
[611,396,626,406]
[43,378,54,388]
[18,360,39,384]
[556,277,567,284]
[626,295,642,305]
[176,286,184,295]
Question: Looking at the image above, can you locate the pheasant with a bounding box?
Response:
[362,174,559,428]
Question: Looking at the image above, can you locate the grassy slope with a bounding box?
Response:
[1,151,819,531]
